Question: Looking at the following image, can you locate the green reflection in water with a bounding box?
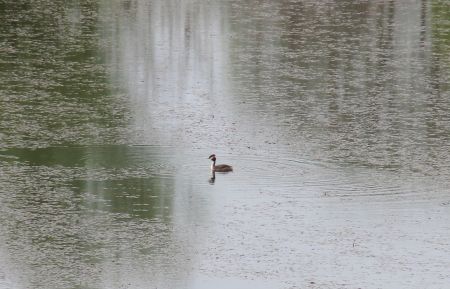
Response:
[432,1,450,47]
[0,0,128,148]
[73,176,173,220]
[0,144,179,286]
[432,0,450,86]
[0,145,175,220]
[0,172,180,288]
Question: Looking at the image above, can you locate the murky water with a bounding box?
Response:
[1,1,450,288]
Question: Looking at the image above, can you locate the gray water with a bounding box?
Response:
[0,1,449,288]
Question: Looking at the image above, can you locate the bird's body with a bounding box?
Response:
[209,154,233,172]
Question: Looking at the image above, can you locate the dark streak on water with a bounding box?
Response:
[0,1,450,289]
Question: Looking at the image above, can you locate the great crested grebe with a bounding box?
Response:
[208,154,233,172]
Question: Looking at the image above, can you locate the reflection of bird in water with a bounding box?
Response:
[208,154,233,172]
[209,171,216,184]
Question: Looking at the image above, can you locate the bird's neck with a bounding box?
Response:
[211,160,216,171]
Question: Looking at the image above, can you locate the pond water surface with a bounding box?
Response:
[0,1,450,289]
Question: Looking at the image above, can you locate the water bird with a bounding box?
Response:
[208,154,233,172]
